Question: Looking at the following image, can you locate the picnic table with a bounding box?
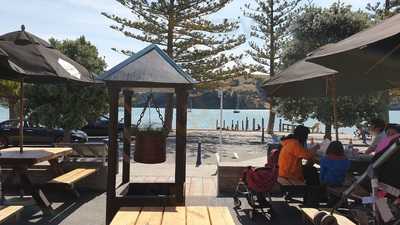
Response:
[0,147,72,215]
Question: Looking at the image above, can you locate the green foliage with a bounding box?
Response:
[102,0,247,85]
[367,0,400,19]
[276,3,387,129]
[243,0,302,76]
[25,36,108,130]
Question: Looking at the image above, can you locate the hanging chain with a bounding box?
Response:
[135,93,168,131]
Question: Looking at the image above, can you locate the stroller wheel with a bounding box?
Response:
[320,214,338,225]
[313,211,328,225]
[233,197,241,208]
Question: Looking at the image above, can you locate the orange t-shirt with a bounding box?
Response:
[278,138,314,182]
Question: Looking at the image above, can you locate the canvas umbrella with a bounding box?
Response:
[307,14,400,82]
[0,25,95,153]
[263,60,397,140]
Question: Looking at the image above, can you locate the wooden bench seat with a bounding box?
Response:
[278,177,305,186]
[301,208,356,225]
[49,168,97,185]
[0,206,23,224]
[327,186,370,200]
[110,206,235,225]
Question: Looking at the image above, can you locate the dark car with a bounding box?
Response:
[81,115,124,136]
[0,120,88,147]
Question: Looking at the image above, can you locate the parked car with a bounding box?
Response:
[81,115,124,136]
[0,120,88,147]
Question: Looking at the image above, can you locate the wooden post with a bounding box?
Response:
[223,120,225,130]
[246,117,249,131]
[231,120,234,130]
[261,118,265,144]
[242,120,244,130]
[216,120,218,130]
[252,118,256,131]
[19,80,24,153]
[279,119,282,132]
[236,121,239,131]
[106,87,120,225]
[122,90,132,185]
[175,88,187,205]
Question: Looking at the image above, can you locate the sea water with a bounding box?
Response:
[1,106,400,134]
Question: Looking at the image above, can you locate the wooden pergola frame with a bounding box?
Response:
[105,83,190,224]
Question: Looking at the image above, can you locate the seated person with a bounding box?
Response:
[365,118,387,155]
[375,123,400,154]
[278,125,320,184]
[320,141,350,187]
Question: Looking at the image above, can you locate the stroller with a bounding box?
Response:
[233,149,279,219]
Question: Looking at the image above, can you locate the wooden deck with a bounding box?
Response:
[110,206,235,225]
[131,176,217,197]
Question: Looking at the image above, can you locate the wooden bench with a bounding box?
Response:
[55,143,108,164]
[217,160,265,195]
[278,177,306,200]
[110,206,235,225]
[0,206,23,224]
[301,208,356,225]
[48,168,97,197]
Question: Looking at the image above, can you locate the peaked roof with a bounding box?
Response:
[98,44,197,87]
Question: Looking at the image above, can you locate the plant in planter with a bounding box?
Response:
[134,123,169,164]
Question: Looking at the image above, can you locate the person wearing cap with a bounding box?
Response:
[365,118,387,155]
[278,125,320,184]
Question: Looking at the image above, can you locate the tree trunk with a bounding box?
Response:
[324,121,332,140]
[164,0,175,131]
[63,129,72,143]
[8,98,18,120]
[266,0,275,135]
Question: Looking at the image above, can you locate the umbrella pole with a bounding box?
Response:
[19,80,24,153]
[330,77,339,141]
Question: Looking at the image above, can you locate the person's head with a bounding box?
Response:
[326,141,345,156]
[293,125,310,145]
[386,123,400,136]
[369,118,386,135]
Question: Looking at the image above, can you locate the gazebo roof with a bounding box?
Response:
[98,44,197,87]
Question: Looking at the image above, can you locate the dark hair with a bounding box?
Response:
[370,118,386,132]
[326,141,345,156]
[293,125,310,146]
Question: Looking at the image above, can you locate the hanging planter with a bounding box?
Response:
[133,94,169,164]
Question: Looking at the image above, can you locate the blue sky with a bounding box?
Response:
[0,0,381,69]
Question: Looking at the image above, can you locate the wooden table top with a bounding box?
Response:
[110,206,235,225]
[0,147,73,166]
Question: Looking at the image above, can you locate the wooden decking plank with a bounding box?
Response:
[185,177,191,196]
[302,208,356,225]
[135,207,164,225]
[0,206,23,223]
[186,206,211,225]
[208,207,235,225]
[203,177,217,197]
[161,207,185,225]
[189,177,203,196]
[110,207,141,225]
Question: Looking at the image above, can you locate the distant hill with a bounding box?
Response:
[130,74,270,109]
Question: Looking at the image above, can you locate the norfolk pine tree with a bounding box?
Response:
[102,0,246,130]
[243,0,301,134]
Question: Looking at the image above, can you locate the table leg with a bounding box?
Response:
[15,167,53,215]
[49,158,64,176]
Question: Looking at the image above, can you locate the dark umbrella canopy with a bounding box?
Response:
[0,25,95,83]
[0,26,96,153]
[263,60,396,97]
[307,14,400,80]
